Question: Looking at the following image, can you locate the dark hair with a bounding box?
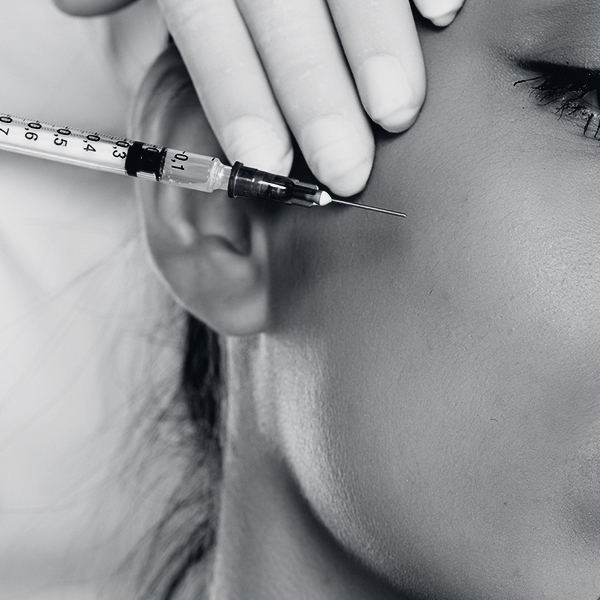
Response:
[135,313,223,600]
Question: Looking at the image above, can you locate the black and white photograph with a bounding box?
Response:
[2,1,599,599]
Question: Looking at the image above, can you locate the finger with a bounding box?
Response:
[157,0,293,176]
[53,0,137,16]
[235,0,374,197]
[413,0,465,27]
[328,0,426,133]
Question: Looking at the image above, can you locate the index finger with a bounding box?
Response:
[158,0,294,175]
[235,0,375,196]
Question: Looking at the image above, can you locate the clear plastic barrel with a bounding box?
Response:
[0,113,232,195]
[162,148,231,193]
[0,113,132,174]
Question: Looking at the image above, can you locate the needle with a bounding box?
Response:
[330,197,407,218]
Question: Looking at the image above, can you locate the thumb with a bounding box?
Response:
[53,0,137,16]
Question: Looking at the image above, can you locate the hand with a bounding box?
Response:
[55,0,464,196]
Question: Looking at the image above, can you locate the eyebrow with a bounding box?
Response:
[517,0,600,31]
[520,0,597,16]
[494,0,600,67]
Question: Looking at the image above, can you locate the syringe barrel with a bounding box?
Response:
[0,114,133,174]
[0,113,232,195]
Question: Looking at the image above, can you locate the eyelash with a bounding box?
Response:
[514,63,600,138]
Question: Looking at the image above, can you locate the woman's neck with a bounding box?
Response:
[209,339,402,600]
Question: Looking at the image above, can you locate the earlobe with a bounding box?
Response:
[132,45,270,336]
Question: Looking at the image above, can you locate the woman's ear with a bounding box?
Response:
[132,45,269,336]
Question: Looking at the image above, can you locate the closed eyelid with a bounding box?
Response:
[513,62,600,140]
[513,61,600,95]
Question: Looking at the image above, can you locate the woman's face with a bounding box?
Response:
[259,0,600,597]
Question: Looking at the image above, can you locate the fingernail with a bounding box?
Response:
[417,0,461,27]
[429,8,459,26]
[357,55,421,132]
[300,116,374,197]
[222,115,293,174]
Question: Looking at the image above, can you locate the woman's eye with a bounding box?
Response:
[515,62,600,139]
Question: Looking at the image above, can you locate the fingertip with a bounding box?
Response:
[301,116,374,197]
[429,9,459,27]
[376,104,422,133]
[222,115,293,175]
[327,160,372,197]
[53,0,135,16]
[357,55,425,133]
[416,0,464,27]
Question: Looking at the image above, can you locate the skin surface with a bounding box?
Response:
[136,0,600,598]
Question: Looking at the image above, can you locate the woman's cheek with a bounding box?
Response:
[266,20,600,590]
[281,126,600,595]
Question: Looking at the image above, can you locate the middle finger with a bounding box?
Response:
[235,0,375,196]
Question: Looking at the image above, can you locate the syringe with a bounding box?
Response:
[0,113,406,217]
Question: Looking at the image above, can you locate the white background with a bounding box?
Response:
[0,2,172,598]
